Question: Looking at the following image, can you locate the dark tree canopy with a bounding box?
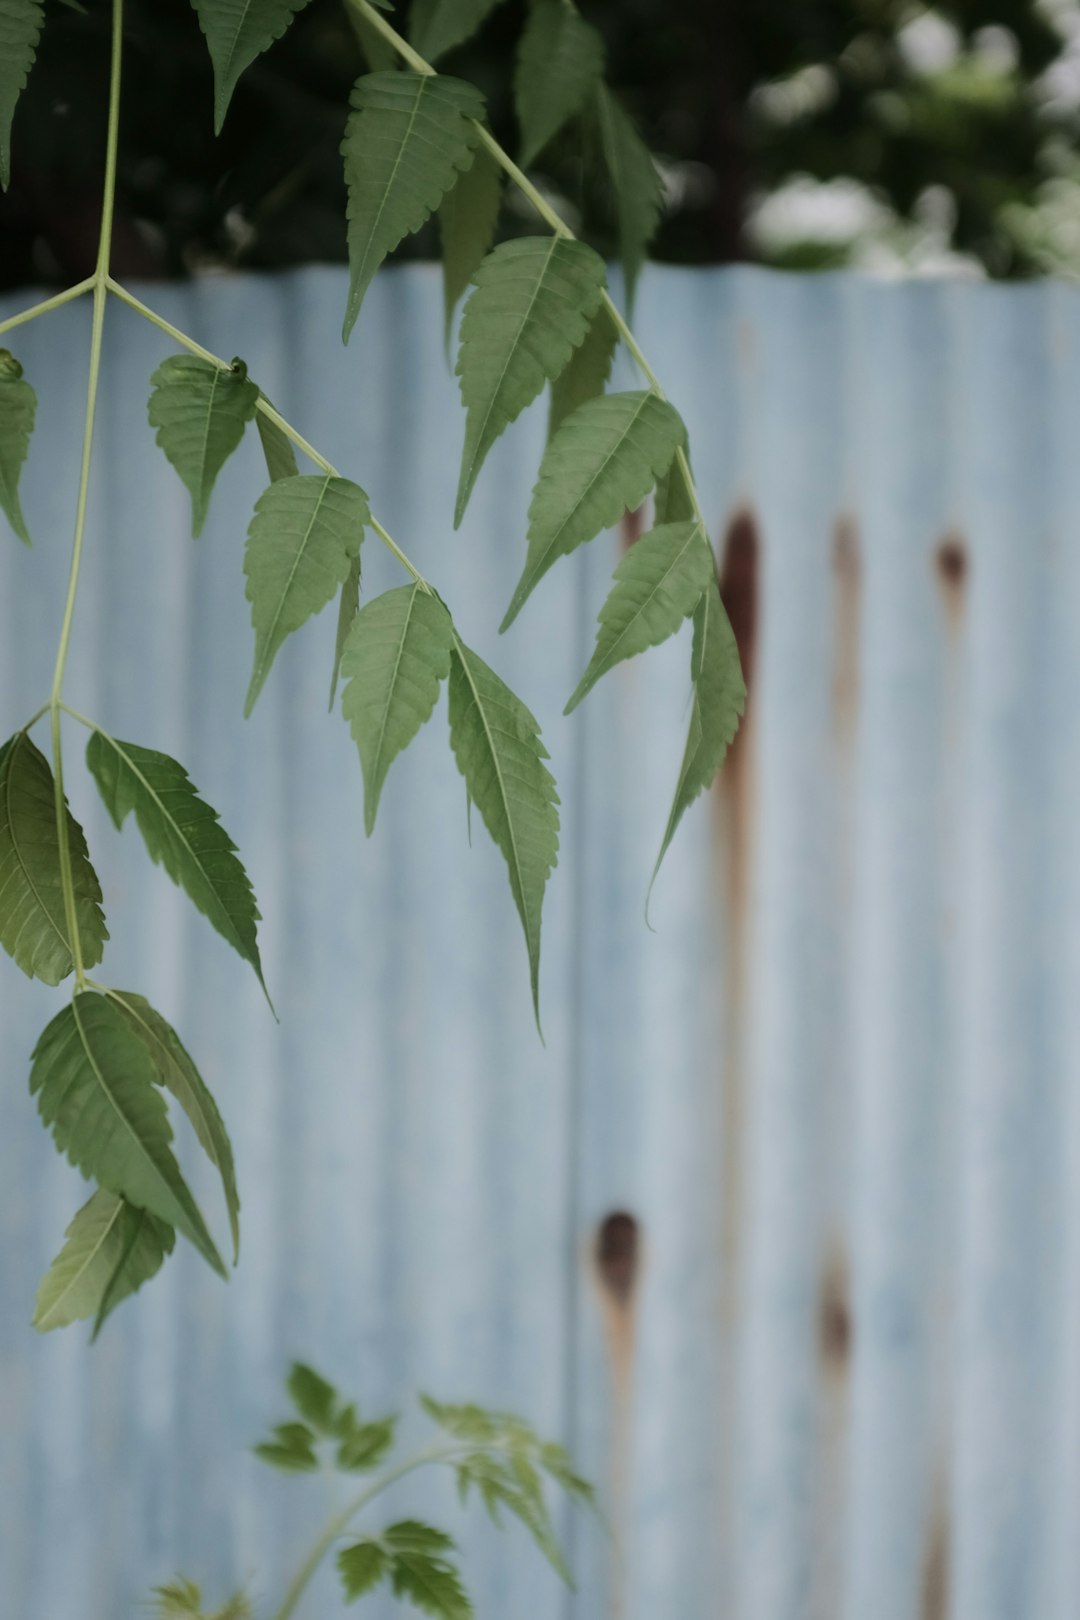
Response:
[2,0,1078,290]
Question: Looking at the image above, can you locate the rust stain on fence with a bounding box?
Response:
[832,514,862,751]
[620,504,647,551]
[818,1243,854,1380]
[593,1211,642,1620]
[921,1487,951,1620]
[935,533,969,632]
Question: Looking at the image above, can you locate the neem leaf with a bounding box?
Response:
[0,0,43,189]
[106,990,241,1263]
[547,304,617,442]
[454,235,607,525]
[565,520,714,712]
[446,637,559,1023]
[0,348,36,543]
[86,732,266,1002]
[30,993,225,1277]
[191,0,314,133]
[0,730,107,984]
[32,1187,174,1334]
[338,1540,390,1603]
[439,144,501,352]
[409,0,505,63]
[255,403,299,483]
[650,573,745,892]
[286,1363,341,1432]
[515,0,604,166]
[502,390,685,629]
[329,554,361,713]
[148,354,259,538]
[653,452,697,525]
[243,473,369,715]
[594,84,663,314]
[341,71,485,341]
[340,583,454,835]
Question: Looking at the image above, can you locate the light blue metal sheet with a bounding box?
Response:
[1,265,1078,1620]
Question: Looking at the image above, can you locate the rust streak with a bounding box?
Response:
[921,1495,951,1620]
[592,1212,642,1620]
[818,1243,854,1380]
[935,532,969,633]
[619,503,647,553]
[831,514,861,753]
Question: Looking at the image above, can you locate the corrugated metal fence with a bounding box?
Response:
[1,266,1079,1620]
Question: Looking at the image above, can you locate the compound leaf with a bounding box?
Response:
[148,355,259,538]
[86,731,266,1001]
[191,0,314,132]
[0,0,43,189]
[340,583,454,835]
[32,1187,174,1334]
[255,404,299,483]
[594,84,662,314]
[439,144,501,351]
[454,235,606,525]
[547,304,617,442]
[337,1416,396,1472]
[447,637,559,1023]
[0,730,107,984]
[341,71,485,341]
[409,0,505,63]
[0,348,36,542]
[565,520,714,712]
[653,452,696,525]
[502,390,685,629]
[515,0,604,166]
[243,473,369,715]
[286,1363,341,1432]
[106,989,241,1262]
[30,993,225,1276]
[651,573,745,892]
[338,1540,390,1603]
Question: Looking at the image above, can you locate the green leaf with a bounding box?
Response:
[446,638,559,1023]
[337,1416,396,1472]
[254,1421,320,1472]
[106,990,241,1263]
[538,1440,596,1507]
[386,1523,457,1557]
[594,84,662,314]
[653,452,696,525]
[86,731,267,1002]
[409,0,504,63]
[0,0,43,188]
[439,144,501,352]
[341,72,485,341]
[338,1540,390,1602]
[547,304,617,442]
[328,554,361,713]
[454,1450,570,1584]
[287,1362,340,1432]
[32,1187,174,1334]
[650,574,745,891]
[340,583,455,835]
[255,404,299,482]
[29,993,226,1276]
[148,355,259,538]
[0,730,107,984]
[0,349,36,542]
[243,473,369,715]
[191,0,314,133]
[420,1394,499,1442]
[502,390,685,629]
[565,520,714,712]
[515,0,604,166]
[454,236,607,525]
[151,1579,205,1618]
[391,1551,472,1619]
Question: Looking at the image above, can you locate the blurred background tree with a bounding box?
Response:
[4,0,1080,291]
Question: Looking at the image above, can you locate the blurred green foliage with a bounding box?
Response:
[2,0,1078,288]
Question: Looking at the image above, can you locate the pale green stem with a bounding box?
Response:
[0,278,95,343]
[47,0,125,989]
[269,1443,464,1620]
[346,0,698,516]
[106,278,432,591]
